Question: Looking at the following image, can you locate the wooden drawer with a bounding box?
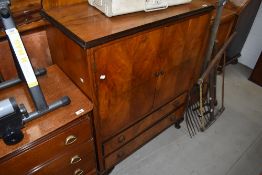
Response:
[31,139,96,175]
[103,93,187,156]
[0,116,92,175]
[104,106,186,169]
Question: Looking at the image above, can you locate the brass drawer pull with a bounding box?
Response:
[65,135,77,145]
[74,169,84,175]
[118,135,126,143]
[70,155,82,164]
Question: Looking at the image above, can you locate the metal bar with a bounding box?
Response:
[221,53,226,109]
[23,96,70,123]
[202,0,227,71]
[1,5,48,111]
[198,32,237,85]
[0,68,46,90]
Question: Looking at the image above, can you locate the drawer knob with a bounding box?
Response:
[74,169,84,175]
[65,135,77,145]
[118,135,126,143]
[117,151,125,159]
[173,101,180,108]
[170,115,176,122]
[71,155,82,164]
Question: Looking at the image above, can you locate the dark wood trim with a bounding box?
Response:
[41,5,214,49]
[40,10,86,48]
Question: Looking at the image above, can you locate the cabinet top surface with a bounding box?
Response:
[42,0,213,48]
[0,65,93,159]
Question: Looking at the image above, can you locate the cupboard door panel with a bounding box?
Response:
[153,20,190,108]
[154,14,211,108]
[185,14,212,84]
[159,20,190,70]
[94,29,162,140]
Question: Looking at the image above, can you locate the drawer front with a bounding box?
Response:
[0,116,92,175]
[103,93,187,156]
[104,106,185,169]
[32,140,96,175]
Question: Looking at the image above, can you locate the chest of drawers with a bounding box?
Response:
[0,65,96,175]
[41,1,214,174]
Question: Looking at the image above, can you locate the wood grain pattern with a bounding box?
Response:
[104,106,185,169]
[0,118,93,175]
[42,0,214,48]
[93,29,162,140]
[103,93,187,156]
[0,65,93,159]
[154,13,211,108]
[46,26,92,98]
[42,0,87,10]
[30,140,96,175]
[0,29,52,80]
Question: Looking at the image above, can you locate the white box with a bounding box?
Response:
[88,0,192,17]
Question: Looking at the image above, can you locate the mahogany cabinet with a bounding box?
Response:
[0,65,96,175]
[41,1,214,174]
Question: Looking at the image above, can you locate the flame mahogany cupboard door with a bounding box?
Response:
[153,14,211,109]
[93,29,163,140]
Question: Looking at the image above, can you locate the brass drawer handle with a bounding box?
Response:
[70,155,82,164]
[65,135,77,145]
[118,135,126,143]
[74,169,84,175]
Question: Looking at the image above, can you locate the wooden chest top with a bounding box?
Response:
[41,0,214,48]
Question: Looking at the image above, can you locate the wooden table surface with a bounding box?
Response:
[0,65,93,159]
[42,0,214,48]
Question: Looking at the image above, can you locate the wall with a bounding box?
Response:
[238,2,262,69]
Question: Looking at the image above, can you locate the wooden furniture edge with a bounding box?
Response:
[40,5,214,49]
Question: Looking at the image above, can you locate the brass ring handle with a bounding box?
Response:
[65,135,77,145]
[118,135,126,143]
[70,155,82,164]
[74,169,84,175]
